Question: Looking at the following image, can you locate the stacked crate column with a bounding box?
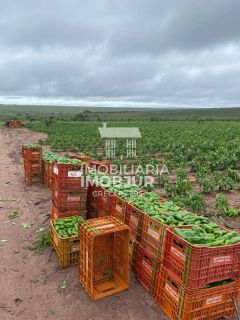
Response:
[163,225,240,289]
[43,160,52,189]
[110,194,128,223]
[87,184,111,219]
[156,266,240,320]
[155,224,240,319]
[51,161,87,219]
[125,203,144,242]
[22,145,42,185]
[134,245,160,296]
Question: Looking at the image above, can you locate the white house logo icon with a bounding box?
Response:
[98,123,141,159]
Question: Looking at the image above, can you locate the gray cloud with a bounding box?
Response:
[0,0,240,107]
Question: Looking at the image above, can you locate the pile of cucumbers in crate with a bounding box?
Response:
[89,170,240,247]
[43,150,83,164]
[53,216,85,238]
[174,225,240,246]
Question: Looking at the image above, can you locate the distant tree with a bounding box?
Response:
[75,113,84,121]
[73,110,92,121]
[96,115,102,121]
[82,110,91,121]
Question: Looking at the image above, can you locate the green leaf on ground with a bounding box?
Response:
[29,230,51,254]
[21,222,32,228]
[9,211,22,219]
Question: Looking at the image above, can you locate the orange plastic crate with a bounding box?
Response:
[87,185,108,219]
[87,184,111,213]
[95,185,111,212]
[42,160,51,187]
[125,203,144,242]
[97,208,110,218]
[141,212,194,261]
[50,218,83,267]
[163,226,240,289]
[8,119,23,128]
[24,160,42,174]
[110,194,128,223]
[129,240,138,271]
[51,161,87,188]
[141,214,166,261]
[43,159,52,176]
[86,204,109,219]
[86,203,98,219]
[51,202,87,219]
[24,171,42,185]
[52,183,87,213]
[79,217,130,300]
[42,159,45,175]
[43,173,52,189]
[22,146,42,161]
[156,266,240,320]
[134,245,160,297]
[87,183,98,209]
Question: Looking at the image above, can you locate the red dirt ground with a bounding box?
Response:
[0,127,167,320]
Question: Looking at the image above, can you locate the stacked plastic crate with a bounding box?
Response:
[155,226,240,319]
[7,119,23,128]
[43,158,52,189]
[124,200,161,295]
[108,194,138,270]
[130,197,173,296]
[86,161,112,219]
[42,151,61,189]
[87,184,112,219]
[51,160,87,219]
[22,144,42,185]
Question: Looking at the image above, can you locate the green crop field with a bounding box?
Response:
[26,119,240,219]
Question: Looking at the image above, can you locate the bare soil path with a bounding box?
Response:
[0,127,166,320]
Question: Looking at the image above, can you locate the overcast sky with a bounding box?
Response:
[0,0,240,108]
